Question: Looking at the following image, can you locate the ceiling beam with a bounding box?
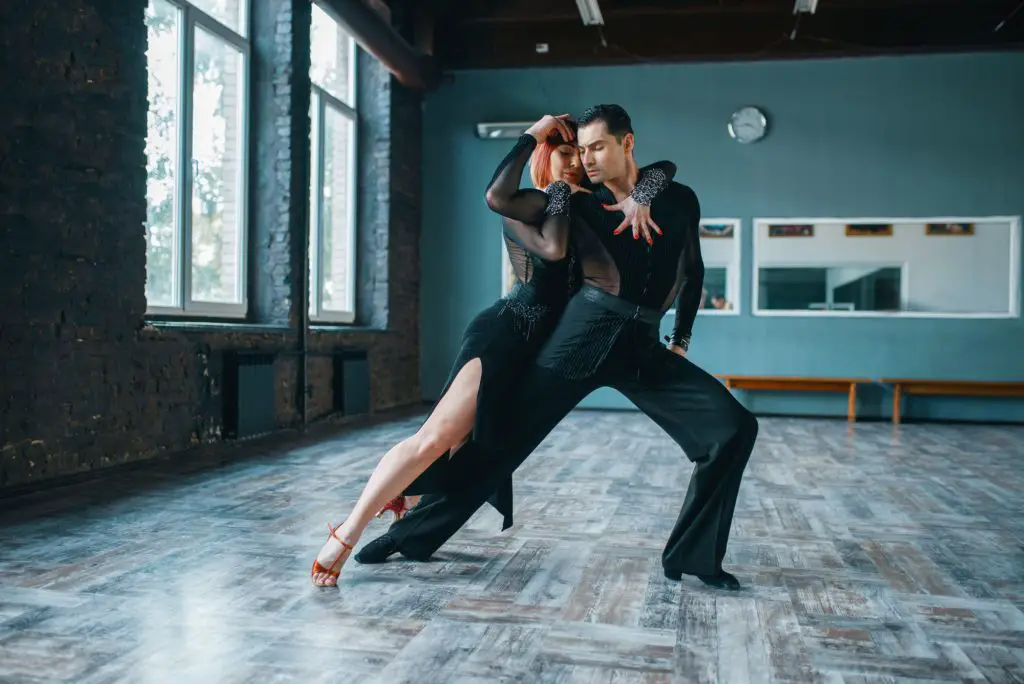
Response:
[321,0,441,90]
[434,3,1024,69]
[451,0,1016,25]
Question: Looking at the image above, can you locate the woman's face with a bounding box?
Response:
[549,143,583,185]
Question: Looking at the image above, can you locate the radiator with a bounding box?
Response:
[223,352,277,439]
[333,349,370,416]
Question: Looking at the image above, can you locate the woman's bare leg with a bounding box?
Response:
[312,359,482,586]
[390,415,472,514]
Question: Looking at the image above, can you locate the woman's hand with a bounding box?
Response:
[567,183,591,195]
[525,114,574,144]
[604,196,663,245]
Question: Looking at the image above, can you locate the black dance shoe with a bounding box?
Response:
[354,533,399,564]
[664,567,741,590]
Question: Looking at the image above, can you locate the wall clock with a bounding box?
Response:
[727,106,768,144]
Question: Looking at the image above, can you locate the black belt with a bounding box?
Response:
[579,285,663,327]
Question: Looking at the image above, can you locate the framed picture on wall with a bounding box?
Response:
[926,222,975,236]
[845,223,893,237]
[699,223,734,238]
[768,224,814,237]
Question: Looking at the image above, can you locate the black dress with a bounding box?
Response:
[403,134,675,528]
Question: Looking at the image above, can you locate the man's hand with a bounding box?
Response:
[605,196,663,245]
[525,114,574,144]
[667,344,686,357]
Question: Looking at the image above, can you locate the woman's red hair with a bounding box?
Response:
[529,121,578,189]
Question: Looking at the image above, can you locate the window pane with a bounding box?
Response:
[188,0,245,36]
[144,0,181,308]
[319,105,355,314]
[700,267,732,310]
[311,2,354,104]
[308,99,319,315]
[190,27,245,304]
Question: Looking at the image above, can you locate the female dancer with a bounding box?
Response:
[311,114,675,587]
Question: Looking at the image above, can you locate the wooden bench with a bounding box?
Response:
[717,375,870,422]
[881,379,1024,424]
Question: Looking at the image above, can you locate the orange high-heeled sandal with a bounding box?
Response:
[311,523,354,586]
[376,495,409,522]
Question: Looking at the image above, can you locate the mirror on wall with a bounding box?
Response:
[753,217,1021,318]
[670,218,741,315]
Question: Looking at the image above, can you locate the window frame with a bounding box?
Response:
[145,0,252,319]
[308,1,359,325]
[752,216,1022,319]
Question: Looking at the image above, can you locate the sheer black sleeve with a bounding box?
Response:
[484,134,549,225]
[578,160,677,204]
[632,160,676,206]
[668,187,704,350]
[500,181,570,262]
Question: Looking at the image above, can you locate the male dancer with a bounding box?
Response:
[357,105,758,589]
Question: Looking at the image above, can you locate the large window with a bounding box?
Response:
[309,3,358,323]
[753,217,1021,318]
[144,0,250,317]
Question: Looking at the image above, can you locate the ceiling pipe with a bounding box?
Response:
[320,0,440,91]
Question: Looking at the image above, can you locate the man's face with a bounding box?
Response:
[578,121,633,185]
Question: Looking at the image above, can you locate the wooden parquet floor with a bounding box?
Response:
[0,413,1022,683]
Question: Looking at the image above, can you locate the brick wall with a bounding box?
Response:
[0,0,422,490]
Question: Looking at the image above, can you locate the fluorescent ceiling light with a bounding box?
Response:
[575,0,605,26]
[475,122,535,140]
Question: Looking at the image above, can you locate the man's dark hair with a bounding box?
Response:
[577,104,633,142]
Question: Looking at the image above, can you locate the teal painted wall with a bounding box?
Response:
[419,53,1024,422]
